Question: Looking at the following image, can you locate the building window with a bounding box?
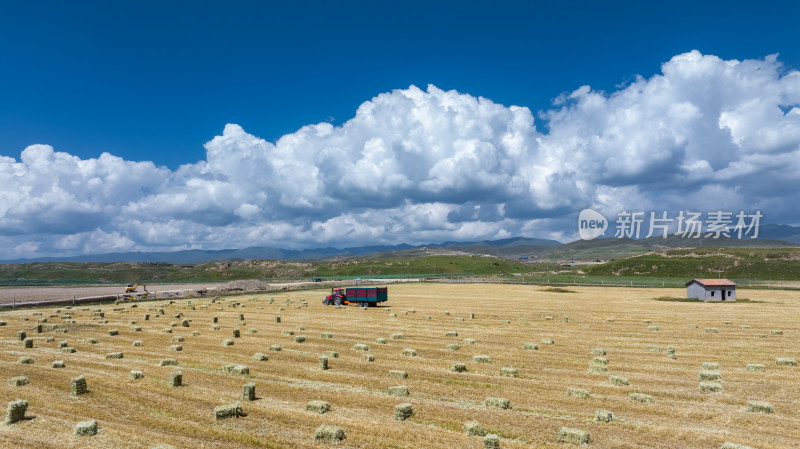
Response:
[728,291,732,297]
[710,291,715,297]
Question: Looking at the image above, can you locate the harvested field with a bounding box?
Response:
[0,283,799,448]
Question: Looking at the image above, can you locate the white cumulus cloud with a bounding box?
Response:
[1,50,799,258]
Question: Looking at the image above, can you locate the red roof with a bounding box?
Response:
[685,279,737,287]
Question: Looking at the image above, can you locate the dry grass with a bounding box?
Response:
[0,283,798,448]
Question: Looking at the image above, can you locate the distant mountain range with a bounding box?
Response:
[2,224,798,265]
[0,236,562,264]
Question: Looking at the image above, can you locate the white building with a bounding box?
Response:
[685,279,737,301]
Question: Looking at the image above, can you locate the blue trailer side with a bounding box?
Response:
[344,287,388,306]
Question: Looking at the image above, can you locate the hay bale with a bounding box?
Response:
[360,354,376,362]
[463,338,475,344]
[484,434,500,449]
[557,427,591,445]
[523,342,539,350]
[391,333,404,339]
[649,325,659,331]
[473,355,492,363]
[394,402,413,420]
[169,371,182,387]
[159,358,178,366]
[222,365,250,375]
[253,352,269,361]
[222,339,234,346]
[402,348,418,357]
[702,362,720,370]
[320,332,333,339]
[192,331,200,336]
[592,357,609,365]
[464,420,485,436]
[295,335,306,343]
[746,363,766,372]
[629,392,653,403]
[211,325,220,331]
[321,351,338,359]
[705,327,719,333]
[9,376,29,387]
[105,352,124,359]
[23,338,33,348]
[446,343,460,351]
[389,313,397,317]
[53,360,65,368]
[71,375,87,395]
[58,340,68,349]
[567,388,589,399]
[282,330,295,336]
[770,329,783,335]
[172,336,185,342]
[388,385,409,397]
[699,382,723,393]
[181,319,190,327]
[162,328,173,333]
[306,400,330,414]
[59,347,76,353]
[352,343,369,351]
[108,329,119,336]
[85,337,99,344]
[389,370,408,379]
[545,316,553,321]
[747,401,774,413]
[646,345,663,353]
[4,399,28,424]
[591,348,606,355]
[541,338,554,345]
[318,355,329,370]
[776,357,797,366]
[594,409,614,422]
[609,375,629,386]
[451,363,467,373]
[17,330,26,341]
[483,397,510,409]
[232,329,241,338]
[130,370,144,380]
[314,425,344,442]
[699,370,722,381]
[499,367,519,378]
[588,362,608,373]
[242,382,256,401]
[740,325,751,329]
[74,419,98,436]
[214,402,244,420]
[720,442,755,449]
[667,346,676,359]
[269,344,281,351]
[446,331,459,337]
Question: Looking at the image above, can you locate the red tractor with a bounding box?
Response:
[324,288,347,306]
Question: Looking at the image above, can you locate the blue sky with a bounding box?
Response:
[4,1,797,167]
[1,1,800,257]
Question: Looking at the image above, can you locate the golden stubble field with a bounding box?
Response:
[1,283,798,449]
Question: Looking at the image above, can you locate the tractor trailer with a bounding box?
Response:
[323,287,388,307]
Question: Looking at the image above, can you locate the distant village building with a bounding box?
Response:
[685,279,737,301]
